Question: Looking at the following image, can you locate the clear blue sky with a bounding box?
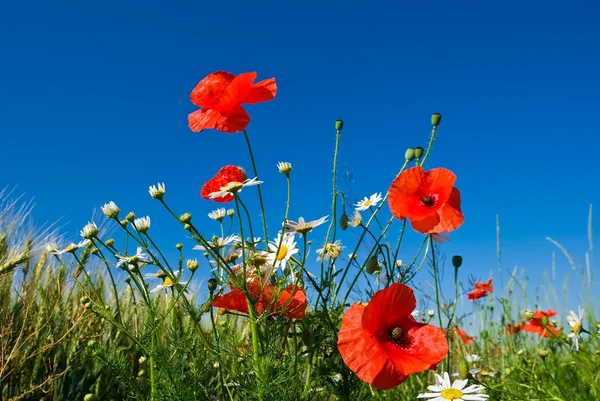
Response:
[1,1,598,321]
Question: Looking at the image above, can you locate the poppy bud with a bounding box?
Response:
[404,148,416,161]
[335,120,344,131]
[340,213,349,230]
[481,330,488,339]
[452,255,463,268]
[365,255,380,274]
[414,146,424,159]
[431,113,442,127]
[537,349,549,359]
[208,278,218,292]
[457,360,469,379]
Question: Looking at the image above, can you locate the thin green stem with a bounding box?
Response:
[243,129,269,245]
[419,124,438,167]
[429,235,446,371]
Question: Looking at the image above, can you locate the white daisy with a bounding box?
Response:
[465,354,482,363]
[116,247,151,267]
[317,240,344,261]
[209,177,263,199]
[479,370,497,378]
[48,239,91,255]
[80,221,99,239]
[427,309,435,317]
[148,182,166,199]
[193,234,240,251]
[284,215,328,236]
[149,270,188,293]
[567,306,584,351]
[266,232,298,271]
[417,372,489,401]
[101,201,120,219]
[132,216,151,233]
[208,208,227,222]
[355,192,383,211]
[347,210,362,227]
[277,161,292,174]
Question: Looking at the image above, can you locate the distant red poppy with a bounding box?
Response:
[337,283,448,390]
[467,278,493,301]
[446,326,475,345]
[522,309,560,338]
[388,166,464,234]
[212,280,306,319]
[188,71,277,133]
[506,322,522,335]
[201,165,247,203]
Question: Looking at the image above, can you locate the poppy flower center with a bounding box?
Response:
[390,327,403,340]
[276,246,288,261]
[440,388,463,400]
[420,194,438,207]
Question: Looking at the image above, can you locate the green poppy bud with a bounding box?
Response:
[452,255,463,268]
[340,213,349,230]
[414,146,424,159]
[405,148,416,161]
[365,255,380,275]
[335,120,344,131]
[431,113,442,127]
[208,278,218,292]
[481,330,488,339]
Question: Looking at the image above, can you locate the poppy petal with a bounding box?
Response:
[379,323,449,376]
[337,304,406,390]
[225,72,258,105]
[272,285,307,319]
[424,168,456,204]
[362,282,416,335]
[190,71,236,108]
[409,213,441,234]
[388,166,427,220]
[188,106,250,133]
[212,288,249,315]
[245,78,277,104]
[436,187,464,232]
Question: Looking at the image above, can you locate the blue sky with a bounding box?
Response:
[1,0,598,321]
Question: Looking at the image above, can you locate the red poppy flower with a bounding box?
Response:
[446,326,475,345]
[212,280,306,320]
[201,165,248,203]
[522,310,560,338]
[506,322,522,335]
[188,71,277,133]
[467,278,493,301]
[475,278,493,292]
[388,166,464,234]
[337,283,448,390]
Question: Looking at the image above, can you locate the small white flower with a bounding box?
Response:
[479,370,497,378]
[469,368,482,376]
[148,182,166,199]
[277,161,292,174]
[417,372,489,401]
[347,211,362,227]
[208,208,226,222]
[226,209,235,217]
[284,216,328,236]
[116,247,151,267]
[80,222,99,239]
[193,235,240,251]
[46,242,60,253]
[465,354,482,363]
[101,201,120,219]
[266,232,298,271]
[209,177,263,199]
[427,309,435,317]
[355,192,383,211]
[332,373,342,383]
[317,240,344,261]
[394,259,403,268]
[150,270,188,293]
[132,216,151,233]
[567,306,584,351]
[186,258,199,271]
[49,239,91,255]
[411,311,421,319]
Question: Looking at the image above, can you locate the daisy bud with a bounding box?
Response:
[340,213,349,230]
[414,146,424,159]
[148,182,166,200]
[176,243,183,250]
[431,113,442,127]
[213,362,220,369]
[80,222,99,239]
[427,309,435,317]
[105,238,115,247]
[208,278,218,292]
[365,255,380,275]
[90,247,99,255]
[125,212,135,223]
[277,161,293,175]
[138,369,145,378]
[537,349,549,359]
[481,330,488,339]
[522,309,535,321]
[138,355,147,364]
[186,258,199,272]
[132,216,151,233]
[184,223,192,231]
[226,209,235,217]
[335,119,344,131]
[179,213,192,224]
[404,148,415,161]
[457,360,469,380]
[119,219,129,228]
[452,255,463,268]
[80,296,90,304]
[101,201,120,219]
[84,394,96,401]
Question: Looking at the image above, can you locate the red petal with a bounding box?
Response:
[212,288,249,314]
[362,283,416,335]
[188,105,250,133]
[225,72,257,105]
[378,323,449,376]
[190,71,236,108]
[272,285,307,319]
[424,168,456,204]
[409,213,441,234]
[244,78,277,104]
[388,166,427,220]
[337,304,406,390]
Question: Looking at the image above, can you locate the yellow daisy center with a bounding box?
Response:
[363,200,371,207]
[276,246,288,261]
[572,322,581,334]
[440,388,464,400]
[164,277,174,286]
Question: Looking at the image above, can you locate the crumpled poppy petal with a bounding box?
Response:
[388,166,427,220]
[188,106,250,133]
[225,72,257,104]
[272,285,307,319]
[337,304,406,390]
[436,187,464,232]
[362,282,416,335]
[212,288,249,315]
[379,323,449,376]
[409,213,441,234]
[190,71,236,108]
[245,78,277,104]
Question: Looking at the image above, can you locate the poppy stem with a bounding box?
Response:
[419,124,438,167]
[243,130,269,246]
[429,235,447,370]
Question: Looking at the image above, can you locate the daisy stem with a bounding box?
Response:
[429,235,446,369]
[419,124,438,167]
[284,174,292,222]
[243,129,269,246]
